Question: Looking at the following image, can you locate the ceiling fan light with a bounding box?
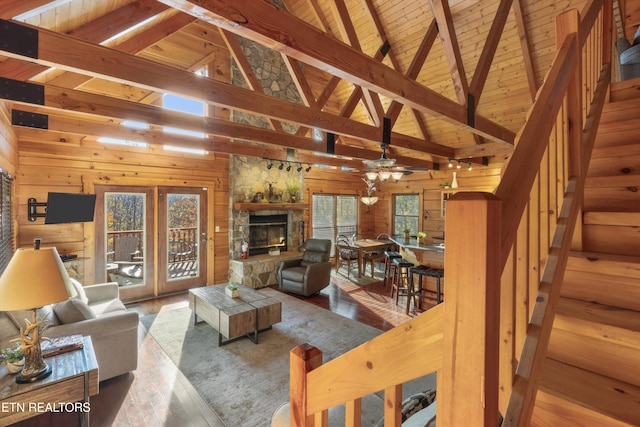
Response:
[391,171,404,181]
[378,171,392,181]
[365,172,379,181]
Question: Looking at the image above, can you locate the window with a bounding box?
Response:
[312,194,358,255]
[0,170,14,275]
[393,194,419,235]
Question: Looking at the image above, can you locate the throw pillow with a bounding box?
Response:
[53,298,96,324]
[70,278,89,304]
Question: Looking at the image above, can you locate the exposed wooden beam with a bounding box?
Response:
[428,0,469,106]
[158,0,515,145]
[0,21,454,157]
[0,0,175,82]
[469,0,514,110]
[6,81,430,168]
[512,0,539,101]
[330,0,384,126]
[0,0,53,20]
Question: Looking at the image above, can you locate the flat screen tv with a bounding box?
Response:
[44,192,97,224]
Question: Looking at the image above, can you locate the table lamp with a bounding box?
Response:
[0,239,75,383]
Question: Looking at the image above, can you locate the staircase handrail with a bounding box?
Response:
[287,0,613,425]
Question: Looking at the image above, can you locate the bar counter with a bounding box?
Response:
[389,235,445,268]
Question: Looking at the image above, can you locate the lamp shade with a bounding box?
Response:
[0,247,74,311]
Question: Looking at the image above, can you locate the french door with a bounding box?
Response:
[157,186,207,295]
[95,185,207,301]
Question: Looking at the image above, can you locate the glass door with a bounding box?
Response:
[157,186,207,294]
[95,185,155,301]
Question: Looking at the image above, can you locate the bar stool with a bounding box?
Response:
[390,258,414,305]
[407,265,427,314]
[406,267,445,315]
[383,251,402,288]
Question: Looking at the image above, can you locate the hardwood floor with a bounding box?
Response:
[13,271,425,427]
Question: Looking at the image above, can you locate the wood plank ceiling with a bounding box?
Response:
[0,0,633,172]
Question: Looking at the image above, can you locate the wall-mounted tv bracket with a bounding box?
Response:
[28,198,47,222]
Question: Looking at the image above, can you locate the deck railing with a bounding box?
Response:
[288,1,612,425]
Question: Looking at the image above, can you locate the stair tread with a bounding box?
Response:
[568,251,640,271]
[556,297,640,333]
[540,358,640,425]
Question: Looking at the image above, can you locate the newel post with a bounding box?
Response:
[289,343,323,426]
[438,192,501,426]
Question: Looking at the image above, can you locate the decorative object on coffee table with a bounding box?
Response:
[0,241,75,384]
[225,283,239,298]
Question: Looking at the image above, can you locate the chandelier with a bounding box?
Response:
[361,178,378,210]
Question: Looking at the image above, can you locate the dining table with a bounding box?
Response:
[351,238,395,277]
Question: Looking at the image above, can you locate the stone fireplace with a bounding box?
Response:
[229,156,306,287]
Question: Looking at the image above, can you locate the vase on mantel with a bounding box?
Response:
[451,172,459,189]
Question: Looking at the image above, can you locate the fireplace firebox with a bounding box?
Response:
[249,214,288,255]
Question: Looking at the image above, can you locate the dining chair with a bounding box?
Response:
[335,235,359,278]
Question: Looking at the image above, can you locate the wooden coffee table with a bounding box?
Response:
[188,284,282,345]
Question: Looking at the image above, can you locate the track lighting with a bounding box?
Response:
[297,165,303,172]
[456,161,461,169]
[305,165,311,172]
[467,162,472,171]
[267,162,273,170]
[286,164,292,172]
[278,162,284,170]
[448,158,453,168]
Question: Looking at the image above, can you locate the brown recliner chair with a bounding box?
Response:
[277,238,332,296]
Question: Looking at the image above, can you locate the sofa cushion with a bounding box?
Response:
[70,278,89,304]
[54,299,96,324]
[6,305,61,329]
[90,298,127,317]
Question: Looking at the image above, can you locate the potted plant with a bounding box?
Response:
[225,283,240,298]
[416,231,427,244]
[403,228,411,241]
[268,246,281,256]
[1,343,24,374]
[287,182,301,203]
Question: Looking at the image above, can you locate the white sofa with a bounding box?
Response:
[0,279,139,382]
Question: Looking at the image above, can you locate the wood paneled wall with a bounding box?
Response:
[14,132,229,287]
[304,163,503,239]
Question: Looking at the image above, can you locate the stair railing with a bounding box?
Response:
[287,1,613,425]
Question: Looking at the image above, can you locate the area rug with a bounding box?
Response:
[141,287,433,426]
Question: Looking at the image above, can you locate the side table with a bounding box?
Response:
[0,336,99,426]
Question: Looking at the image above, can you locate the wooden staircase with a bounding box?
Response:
[533,81,640,426]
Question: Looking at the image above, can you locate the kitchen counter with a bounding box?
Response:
[389,235,444,268]
[389,236,445,253]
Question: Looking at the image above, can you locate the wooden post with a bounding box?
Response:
[438,192,501,426]
[290,344,323,426]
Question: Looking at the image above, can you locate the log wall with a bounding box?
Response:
[14,131,229,288]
